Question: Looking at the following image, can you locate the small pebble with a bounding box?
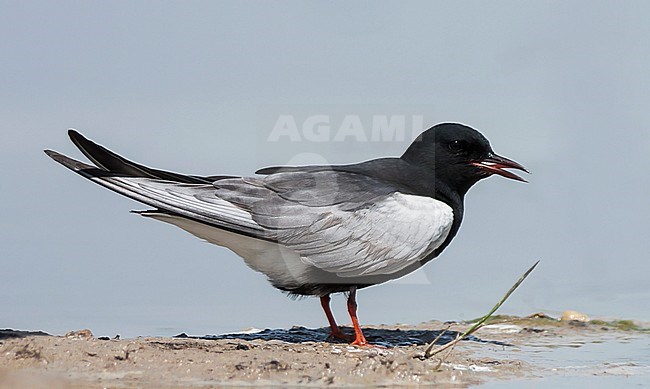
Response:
[560,310,589,322]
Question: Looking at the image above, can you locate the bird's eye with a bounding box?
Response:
[448,140,468,153]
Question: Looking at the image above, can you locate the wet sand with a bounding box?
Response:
[1,315,648,388]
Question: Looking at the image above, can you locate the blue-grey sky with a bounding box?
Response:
[2,1,649,337]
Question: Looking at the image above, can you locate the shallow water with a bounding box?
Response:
[477,328,650,387]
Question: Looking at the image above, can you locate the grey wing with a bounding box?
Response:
[218,171,455,278]
[46,130,453,280]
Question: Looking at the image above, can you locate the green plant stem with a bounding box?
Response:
[422,260,540,359]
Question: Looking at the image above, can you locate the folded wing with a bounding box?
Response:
[217,172,454,277]
[46,131,454,281]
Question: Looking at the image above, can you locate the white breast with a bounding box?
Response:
[293,192,454,278]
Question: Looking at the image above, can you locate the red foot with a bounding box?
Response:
[347,287,372,347]
[350,336,385,348]
[350,335,369,347]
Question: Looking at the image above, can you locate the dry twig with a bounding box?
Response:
[419,260,540,360]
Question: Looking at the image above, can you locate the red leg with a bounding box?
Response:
[346,287,368,346]
[320,294,351,341]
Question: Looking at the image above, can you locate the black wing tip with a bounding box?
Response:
[255,167,274,175]
[67,128,92,151]
[255,166,305,175]
[256,165,303,174]
[44,149,59,159]
[44,149,95,171]
[67,128,82,140]
[44,148,70,165]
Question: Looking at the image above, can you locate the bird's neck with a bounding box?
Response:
[433,180,464,217]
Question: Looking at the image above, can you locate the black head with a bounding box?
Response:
[401,123,528,195]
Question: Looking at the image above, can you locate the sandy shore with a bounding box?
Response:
[1,315,647,388]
